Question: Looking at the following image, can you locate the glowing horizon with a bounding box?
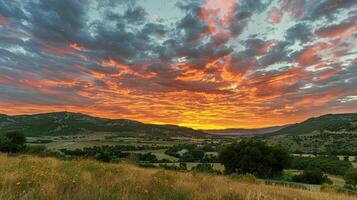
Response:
[0,0,357,129]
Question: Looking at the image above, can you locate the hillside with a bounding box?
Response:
[0,112,207,138]
[268,113,357,136]
[205,125,288,136]
[0,154,355,200]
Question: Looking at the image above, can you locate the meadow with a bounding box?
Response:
[0,154,356,200]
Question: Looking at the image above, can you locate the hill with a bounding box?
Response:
[0,112,207,138]
[268,113,357,136]
[0,154,355,200]
[205,125,288,136]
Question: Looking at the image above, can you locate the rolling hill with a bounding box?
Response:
[204,125,288,136]
[0,112,208,138]
[268,113,357,136]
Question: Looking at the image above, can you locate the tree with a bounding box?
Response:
[344,169,357,189]
[290,156,352,175]
[0,132,26,153]
[219,140,290,178]
[292,168,331,184]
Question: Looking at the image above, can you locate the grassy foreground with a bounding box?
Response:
[0,154,355,200]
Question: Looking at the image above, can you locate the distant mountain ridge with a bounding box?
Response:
[204,125,288,136]
[0,112,207,137]
[267,113,357,136]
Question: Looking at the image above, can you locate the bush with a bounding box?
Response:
[219,140,290,178]
[0,132,26,153]
[159,163,187,171]
[290,156,352,175]
[292,168,332,185]
[42,148,65,158]
[95,152,112,162]
[165,144,210,162]
[191,163,221,174]
[26,145,47,154]
[344,169,357,189]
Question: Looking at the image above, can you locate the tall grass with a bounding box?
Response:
[0,154,355,200]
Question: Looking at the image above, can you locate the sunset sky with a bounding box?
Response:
[0,0,357,129]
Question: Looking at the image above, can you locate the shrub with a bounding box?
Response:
[219,140,290,178]
[159,163,187,171]
[290,156,352,175]
[344,169,357,189]
[191,163,221,174]
[95,152,112,162]
[0,132,26,153]
[43,148,65,158]
[26,145,47,154]
[292,168,332,185]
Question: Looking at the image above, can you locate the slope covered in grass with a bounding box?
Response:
[0,112,207,137]
[0,154,356,200]
[268,113,357,136]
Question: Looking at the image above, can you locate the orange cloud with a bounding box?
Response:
[70,43,88,51]
[0,16,7,25]
[297,46,321,66]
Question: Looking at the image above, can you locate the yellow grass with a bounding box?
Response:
[0,154,356,200]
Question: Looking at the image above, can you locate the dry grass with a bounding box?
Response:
[0,154,356,200]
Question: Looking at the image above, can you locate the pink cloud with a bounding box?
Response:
[0,16,8,25]
[268,7,284,24]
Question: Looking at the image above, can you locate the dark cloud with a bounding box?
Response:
[285,23,313,42]
[25,0,85,42]
[0,0,25,19]
[176,9,208,42]
[304,0,357,20]
[258,42,291,67]
[228,51,255,75]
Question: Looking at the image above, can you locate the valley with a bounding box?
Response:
[1,112,357,199]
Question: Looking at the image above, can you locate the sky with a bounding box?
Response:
[0,0,357,129]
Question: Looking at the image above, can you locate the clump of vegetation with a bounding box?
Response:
[165,144,218,163]
[0,131,26,153]
[191,163,221,174]
[292,168,332,185]
[290,156,352,175]
[344,169,357,189]
[60,145,167,163]
[28,139,53,144]
[219,140,290,178]
[159,163,187,171]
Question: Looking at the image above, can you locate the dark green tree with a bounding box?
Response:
[219,140,290,178]
[292,168,331,184]
[344,169,357,189]
[0,132,26,153]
